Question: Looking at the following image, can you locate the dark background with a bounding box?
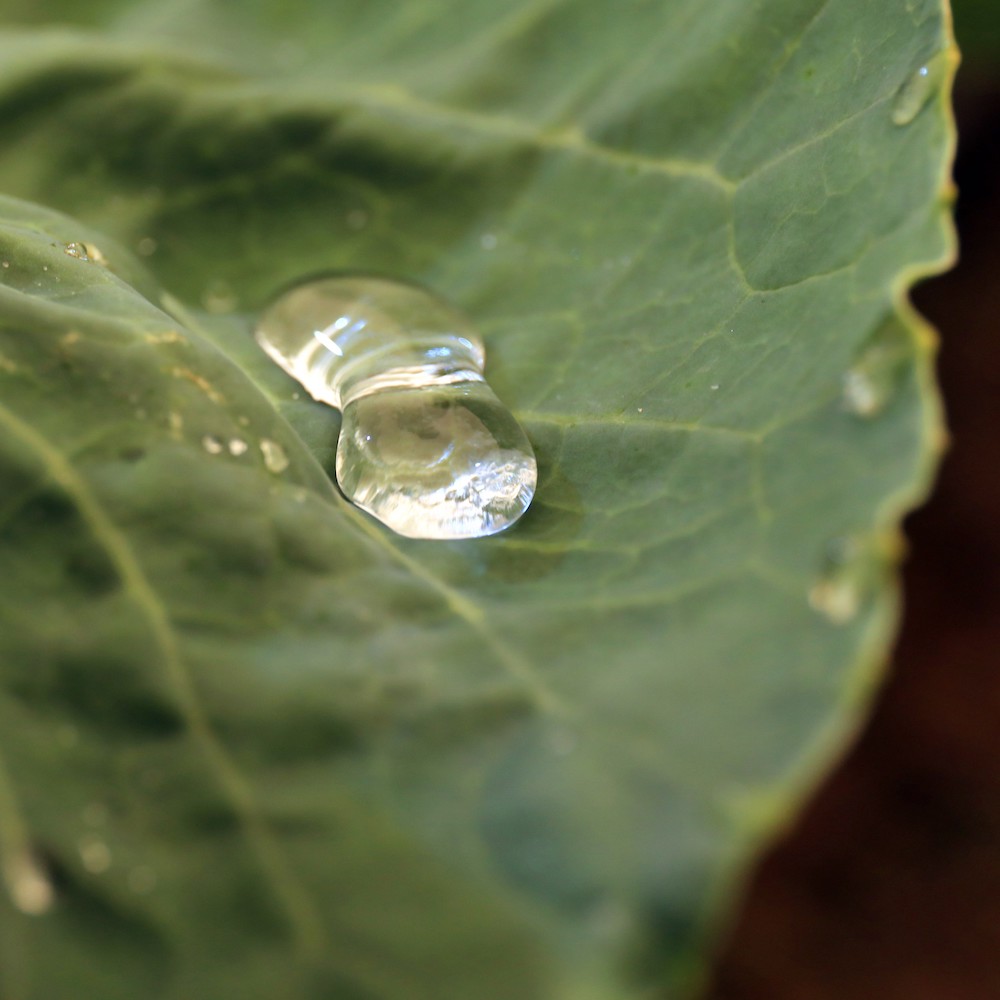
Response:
[707,5,1000,998]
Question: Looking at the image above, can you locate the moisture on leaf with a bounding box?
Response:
[0,2,956,999]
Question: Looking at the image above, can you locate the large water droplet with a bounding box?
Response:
[254,276,536,539]
[892,52,948,126]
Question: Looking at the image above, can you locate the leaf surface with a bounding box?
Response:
[0,2,955,997]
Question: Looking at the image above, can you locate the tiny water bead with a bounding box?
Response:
[63,241,108,266]
[891,51,948,126]
[254,276,536,539]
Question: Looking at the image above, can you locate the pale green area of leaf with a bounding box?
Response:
[0,2,955,998]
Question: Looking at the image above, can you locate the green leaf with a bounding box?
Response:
[0,2,955,998]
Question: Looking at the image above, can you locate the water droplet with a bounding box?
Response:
[808,575,860,624]
[809,536,868,624]
[78,837,111,874]
[136,236,158,256]
[201,279,237,314]
[480,232,498,251]
[842,369,880,416]
[4,852,54,915]
[346,209,369,231]
[710,383,720,391]
[892,52,948,126]
[260,438,289,474]
[64,241,108,266]
[255,276,536,538]
[843,319,911,418]
[228,438,248,456]
[202,434,224,455]
[1,261,9,269]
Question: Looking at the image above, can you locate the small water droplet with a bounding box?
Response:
[64,241,108,265]
[260,438,289,474]
[842,369,880,416]
[4,853,54,915]
[228,438,248,456]
[254,276,536,538]
[480,232,498,250]
[809,576,860,624]
[1,261,9,269]
[202,434,224,455]
[892,51,948,126]
[136,236,158,256]
[346,208,369,231]
[78,837,111,874]
[201,279,237,314]
[843,319,911,418]
[710,383,720,391]
[809,536,868,624]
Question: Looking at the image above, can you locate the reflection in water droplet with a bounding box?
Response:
[136,236,158,257]
[201,279,238,314]
[260,438,289,474]
[228,438,248,456]
[202,434,224,455]
[254,275,536,539]
[892,51,948,126]
[64,241,108,266]
[4,853,54,915]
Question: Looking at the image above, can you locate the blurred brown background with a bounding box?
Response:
[707,5,1000,998]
